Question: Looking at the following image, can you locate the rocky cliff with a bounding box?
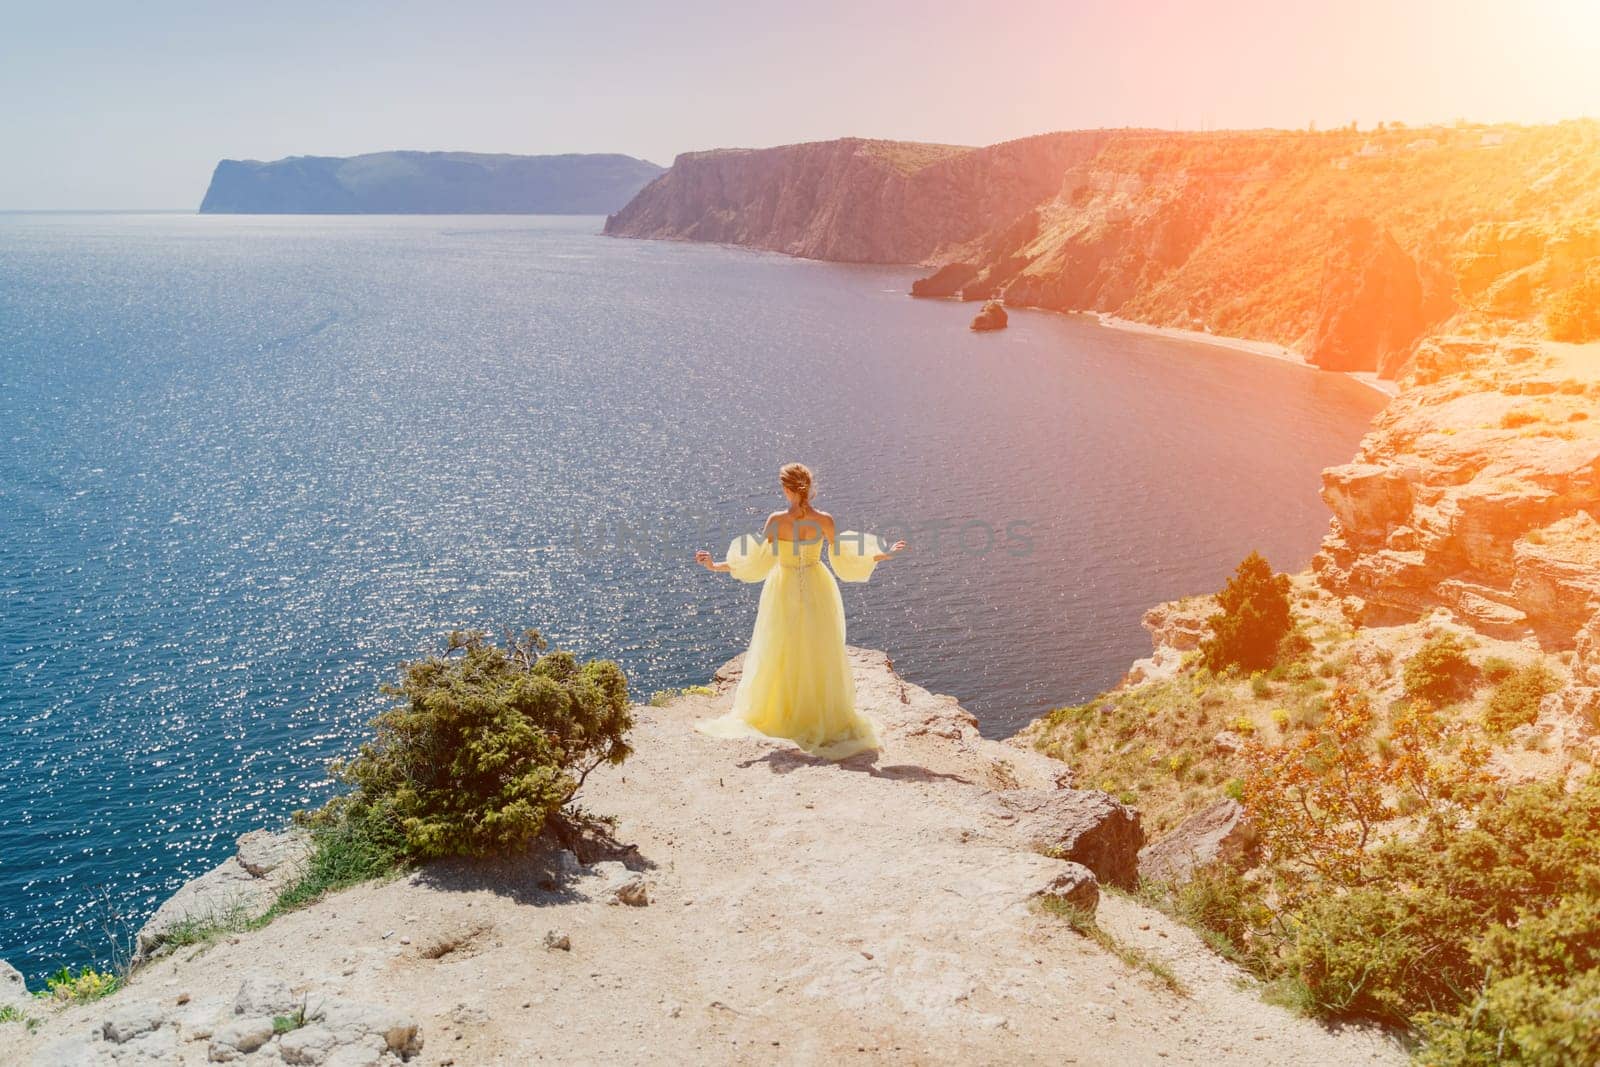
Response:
[604,133,1115,262]
[199,152,664,214]
[605,122,1600,376]
[1315,335,1600,658]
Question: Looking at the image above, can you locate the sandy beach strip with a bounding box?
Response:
[1094,313,1401,398]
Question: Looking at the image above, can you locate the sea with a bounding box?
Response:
[0,212,1385,980]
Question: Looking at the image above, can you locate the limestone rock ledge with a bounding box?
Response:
[1314,336,1600,656]
[27,975,422,1067]
[134,829,311,964]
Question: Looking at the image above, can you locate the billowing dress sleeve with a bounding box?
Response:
[725,533,776,583]
[829,530,889,583]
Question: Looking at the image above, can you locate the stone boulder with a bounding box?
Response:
[970,300,1009,332]
[1033,862,1100,915]
[1137,799,1262,883]
[987,789,1144,888]
[134,829,311,963]
[0,959,29,1014]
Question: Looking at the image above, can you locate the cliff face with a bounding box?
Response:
[605,122,1600,376]
[1315,335,1600,666]
[603,133,1115,263]
[198,152,664,214]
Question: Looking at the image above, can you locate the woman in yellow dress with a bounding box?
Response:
[694,463,906,759]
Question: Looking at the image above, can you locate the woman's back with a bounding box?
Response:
[766,507,834,546]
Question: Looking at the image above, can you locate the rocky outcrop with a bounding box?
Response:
[1122,597,1212,686]
[910,262,979,298]
[1313,336,1600,648]
[985,788,1145,888]
[969,300,1008,331]
[1138,800,1261,883]
[0,959,29,1013]
[1032,863,1100,914]
[134,829,311,963]
[199,152,663,214]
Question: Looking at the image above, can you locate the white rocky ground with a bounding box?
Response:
[1,649,1406,1066]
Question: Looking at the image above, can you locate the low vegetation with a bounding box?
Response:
[1147,767,1600,1066]
[0,1004,38,1031]
[41,965,121,1004]
[1482,662,1560,735]
[1032,550,1591,1060]
[1036,897,1186,997]
[1401,632,1477,705]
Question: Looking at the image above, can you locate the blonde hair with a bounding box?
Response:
[779,462,814,511]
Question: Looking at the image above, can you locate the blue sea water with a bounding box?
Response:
[0,213,1384,981]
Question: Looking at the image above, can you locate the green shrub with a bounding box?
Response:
[1403,633,1478,705]
[320,629,632,861]
[0,1004,36,1030]
[1200,552,1295,674]
[1173,864,1275,976]
[278,803,410,911]
[1483,663,1559,735]
[1277,776,1600,1049]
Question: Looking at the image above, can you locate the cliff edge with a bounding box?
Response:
[1,650,1400,1066]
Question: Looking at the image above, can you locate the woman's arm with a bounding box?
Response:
[872,540,909,562]
[695,550,731,572]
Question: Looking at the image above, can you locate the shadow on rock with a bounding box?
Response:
[409,820,655,907]
[738,746,973,784]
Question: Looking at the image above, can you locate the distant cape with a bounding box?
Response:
[198,151,664,214]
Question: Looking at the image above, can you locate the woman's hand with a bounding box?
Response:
[872,540,909,562]
[695,550,730,572]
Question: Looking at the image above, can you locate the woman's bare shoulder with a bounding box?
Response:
[811,509,836,528]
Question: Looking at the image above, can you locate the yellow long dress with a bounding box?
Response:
[697,531,890,760]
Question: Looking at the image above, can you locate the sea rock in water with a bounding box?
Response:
[970,300,1009,331]
[1137,799,1262,883]
[988,789,1144,888]
[1033,862,1100,914]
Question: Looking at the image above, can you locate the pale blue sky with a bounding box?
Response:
[2,0,1596,209]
